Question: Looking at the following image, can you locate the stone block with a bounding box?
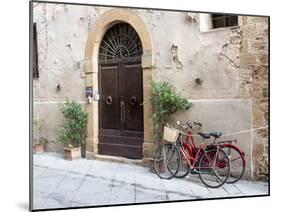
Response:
[252,106,266,127]
[141,49,154,69]
[258,53,268,65]
[253,141,268,180]
[85,73,93,87]
[142,142,156,158]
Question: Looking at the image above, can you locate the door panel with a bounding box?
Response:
[98,58,144,159]
[100,65,119,130]
[122,63,143,132]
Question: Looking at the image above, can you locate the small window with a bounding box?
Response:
[212,14,238,29]
[33,23,39,79]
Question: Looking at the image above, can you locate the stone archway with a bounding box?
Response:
[84,9,154,162]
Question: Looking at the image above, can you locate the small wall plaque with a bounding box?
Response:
[86,86,93,98]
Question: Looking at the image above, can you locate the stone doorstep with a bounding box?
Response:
[93,154,146,167]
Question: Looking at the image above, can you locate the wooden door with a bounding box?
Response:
[98,57,144,159]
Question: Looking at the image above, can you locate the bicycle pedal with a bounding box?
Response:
[191,169,199,174]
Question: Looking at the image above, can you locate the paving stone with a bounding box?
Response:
[33,166,46,178]
[234,180,268,195]
[135,186,167,203]
[162,175,214,200]
[33,153,60,167]
[33,169,66,193]
[110,183,135,204]
[70,176,112,207]
[52,172,86,206]
[86,160,119,180]
[135,174,167,203]
[221,183,242,195]
[33,195,65,210]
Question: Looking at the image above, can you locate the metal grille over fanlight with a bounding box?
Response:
[99,23,143,62]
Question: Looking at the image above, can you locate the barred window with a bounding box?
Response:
[212,14,238,29]
[33,23,39,79]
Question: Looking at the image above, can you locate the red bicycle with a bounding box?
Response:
[175,121,246,183]
[154,123,231,188]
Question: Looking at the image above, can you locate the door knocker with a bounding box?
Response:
[105,96,113,105]
[130,96,137,106]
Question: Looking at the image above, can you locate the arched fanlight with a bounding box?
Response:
[99,23,143,62]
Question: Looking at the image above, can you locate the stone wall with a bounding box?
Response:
[239,16,269,180]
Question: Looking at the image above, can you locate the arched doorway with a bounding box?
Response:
[84,9,154,162]
[98,23,144,159]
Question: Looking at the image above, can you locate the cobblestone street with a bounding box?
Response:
[33,153,268,210]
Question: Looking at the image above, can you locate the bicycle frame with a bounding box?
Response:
[176,136,222,172]
[179,125,246,166]
[179,129,199,164]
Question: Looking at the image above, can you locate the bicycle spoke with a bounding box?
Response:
[154,143,180,179]
[222,146,245,183]
[199,149,230,188]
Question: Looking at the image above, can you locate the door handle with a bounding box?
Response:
[130,96,137,106]
[105,96,112,105]
[120,101,125,121]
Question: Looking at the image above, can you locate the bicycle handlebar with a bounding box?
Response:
[176,120,202,129]
[176,121,189,129]
[193,120,202,127]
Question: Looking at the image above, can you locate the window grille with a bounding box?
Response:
[99,23,143,62]
[212,14,238,29]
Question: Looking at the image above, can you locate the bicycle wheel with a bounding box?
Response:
[198,149,230,188]
[154,142,180,179]
[175,144,191,178]
[222,145,246,183]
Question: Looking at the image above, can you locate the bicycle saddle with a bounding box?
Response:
[198,132,222,139]
[209,132,222,138]
[198,132,211,139]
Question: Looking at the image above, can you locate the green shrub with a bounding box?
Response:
[58,101,88,148]
[150,80,192,140]
[33,118,46,145]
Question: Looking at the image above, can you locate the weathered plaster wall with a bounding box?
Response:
[33,4,109,152]
[141,11,241,99]
[33,4,99,101]
[33,3,268,179]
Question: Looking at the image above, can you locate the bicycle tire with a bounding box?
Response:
[223,145,246,183]
[154,142,180,179]
[198,148,230,188]
[175,144,191,178]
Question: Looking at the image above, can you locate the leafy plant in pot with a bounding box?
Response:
[33,119,46,154]
[58,101,88,160]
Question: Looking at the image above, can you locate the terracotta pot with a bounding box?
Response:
[33,144,44,154]
[64,146,81,160]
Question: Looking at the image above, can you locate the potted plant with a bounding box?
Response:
[58,101,88,160]
[33,119,46,154]
[150,80,192,140]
